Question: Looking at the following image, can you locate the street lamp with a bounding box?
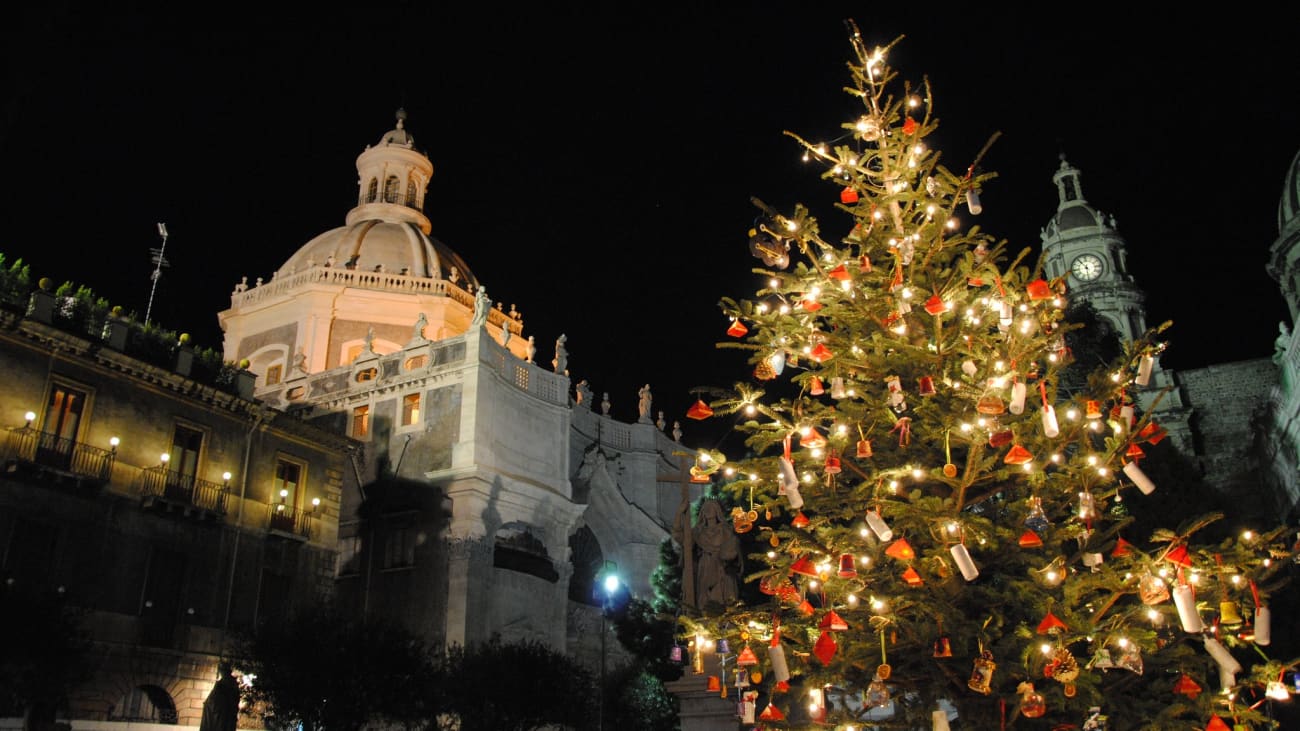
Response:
[596,561,621,731]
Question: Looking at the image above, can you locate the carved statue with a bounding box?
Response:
[553,333,568,374]
[472,285,491,328]
[673,498,740,611]
[638,384,653,423]
[198,662,239,731]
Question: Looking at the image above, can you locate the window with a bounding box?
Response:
[401,393,420,427]
[383,525,416,569]
[167,424,203,495]
[404,355,427,371]
[273,457,304,509]
[257,569,290,625]
[405,178,417,207]
[352,405,370,438]
[365,178,378,203]
[336,535,361,577]
[3,517,58,591]
[355,367,378,382]
[383,175,400,203]
[140,547,185,647]
[39,382,88,470]
[265,364,282,386]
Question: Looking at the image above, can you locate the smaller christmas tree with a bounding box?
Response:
[679,20,1298,730]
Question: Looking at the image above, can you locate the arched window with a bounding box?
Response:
[365,178,378,204]
[112,684,178,723]
[383,175,400,203]
[405,176,418,207]
[567,525,603,605]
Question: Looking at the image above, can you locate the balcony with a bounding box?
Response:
[137,466,228,518]
[2,426,116,486]
[268,503,313,540]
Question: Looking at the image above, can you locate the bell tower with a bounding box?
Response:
[1038,155,1192,449]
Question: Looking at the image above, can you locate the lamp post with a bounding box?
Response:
[597,561,621,731]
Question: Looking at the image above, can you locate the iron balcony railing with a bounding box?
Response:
[2,426,116,482]
[268,502,313,539]
[137,465,229,514]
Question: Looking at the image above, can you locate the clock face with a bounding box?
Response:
[1071,254,1104,281]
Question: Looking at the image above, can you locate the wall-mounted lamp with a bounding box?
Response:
[279,489,288,504]
[24,411,35,428]
[109,436,120,452]
[311,497,321,513]
[160,453,170,466]
[222,471,232,487]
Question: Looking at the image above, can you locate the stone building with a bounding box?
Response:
[0,289,357,725]
[216,110,699,664]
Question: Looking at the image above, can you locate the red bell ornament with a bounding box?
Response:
[686,399,714,420]
[726,318,748,337]
[838,553,857,578]
[1026,278,1052,300]
[840,186,859,204]
[809,375,825,395]
[924,294,948,315]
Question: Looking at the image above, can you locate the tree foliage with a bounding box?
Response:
[234,601,441,731]
[682,22,1299,730]
[440,635,597,731]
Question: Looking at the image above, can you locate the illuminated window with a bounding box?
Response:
[273,457,304,508]
[355,367,378,382]
[404,355,427,371]
[352,405,370,438]
[401,393,420,426]
[265,364,282,386]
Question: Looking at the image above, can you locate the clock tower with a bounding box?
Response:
[1038,155,1192,449]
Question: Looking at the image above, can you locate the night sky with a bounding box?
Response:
[4,5,1298,453]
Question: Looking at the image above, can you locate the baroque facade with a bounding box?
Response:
[0,289,356,725]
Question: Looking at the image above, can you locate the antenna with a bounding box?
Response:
[145,222,170,325]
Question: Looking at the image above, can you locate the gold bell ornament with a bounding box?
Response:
[1218,599,1244,627]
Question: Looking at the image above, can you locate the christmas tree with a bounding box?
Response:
[681,21,1298,730]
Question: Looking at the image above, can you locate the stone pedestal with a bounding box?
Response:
[665,673,738,731]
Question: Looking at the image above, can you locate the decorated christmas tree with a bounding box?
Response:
[680,20,1298,730]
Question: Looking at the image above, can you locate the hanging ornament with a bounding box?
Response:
[885,538,915,560]
[1044,646,1080,695]
[738,689,757,724]
[1205,715,1231,731]
[933,635,953,658]
[950,542,979,581]
[923,293,948,315]
[837,553,857,578]
[988,428,1013,448]
[1254,600,1272,646]
[726,318,748,337]
[686,399,714,420]
[967,650,996,695]
[1026,278,1052,300]
[1203,636,1243,678]
[840,186,860,204]
[1111,537,1135,558]
[856,437,873,458]
[706,675,721,693]
[1085,399,1103,419]
[901,566,924,586]
[748,219,790,269]
[812,630,838,664]
[823,450,841,474]
[966,188,984,216]
[976,392,1006,415]
[1173,673,1203,699]
[1041,388,1060,437]
[736,644,758,666]
[809,375,825,395]
[1077,490,1097,521]
[1037,612,1067,635]
[790,511,810,529]
[753,358,776,381]
[669,644,684,663]
[866,673,890,707]
[799,428,826,449]
[1125,442,1146,460]
[810,342,834,363]
[932,709,952,731]
[1083,706,1109,730]
[1173,584,1204,633]
[1135,354,1155,386]
[757,702,785,721]
[1009,380,1027,414]
[1019,529,1044,548]
[1004,443,1033,465]
[1123,460,1156,495]
[1137,420,1168,444]
[885,375,907,412]
[942,430,957,477]
[1218,599,1244,627]
[1165,544,1193,567]
[1138,573,1170,605]
[767,637,790,691]
[902,116,919,134]
[918,375,937,396]
[828,263,850,281]
[1115,642,1143,674]
[1087,647,1114,671]
[819,610,848,631]
[1025,496,1050,533]
[789,556,818,577]
[830,376,847,399]
[865,510,893,542]
[1017,681,1046,718]
[767,350,786,376]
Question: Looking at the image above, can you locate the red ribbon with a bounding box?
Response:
[891,417,912,447]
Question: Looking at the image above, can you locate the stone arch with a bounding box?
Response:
[111,683,178,723]
[567,524,604,606]
[493,521,557,582]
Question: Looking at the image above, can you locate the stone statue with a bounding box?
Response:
[656,410,666,430]
[672,420,682,442]
[198,661,240,731]
[601,392,611,415]
[673,498,740,611]
[553,334,568,374]
[1274,321,1290,365]
[501,325,512,348]
[638,384,653,424]
[525,335,536,364]
[411,312,428,342]
[575,379,592,407]
[472,285,491,328]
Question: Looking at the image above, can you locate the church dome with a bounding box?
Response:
[1279,147,1300,233]
[271,109,478,288]
[277,220,478,286]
